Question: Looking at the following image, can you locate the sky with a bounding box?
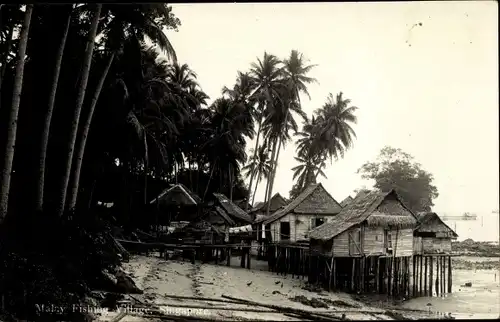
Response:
[161,2,499,219]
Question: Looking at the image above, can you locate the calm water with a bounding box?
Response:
[402,262,500,319]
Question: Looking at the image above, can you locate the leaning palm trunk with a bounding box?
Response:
[35,6,72,211]
[251,175,260,207]
[245,117,263,211]
[264,137,278,216]
[55,4,101,216]
[203,159,217,202]
[66,51,115,210]
[0,5,33,220]
[265,136,282,217]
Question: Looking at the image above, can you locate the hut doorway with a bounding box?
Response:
[280,222,290,240]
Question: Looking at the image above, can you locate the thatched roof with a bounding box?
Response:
[262,183,342,225]
[150,183,201,206]
[251,193,288,214]
[213,193,253,224]
[308,189,418,241]
[213,206,236,226]
[415,212,458,237]
[235,199,252,210]
[252,193,288,212]
[340,196,354,207]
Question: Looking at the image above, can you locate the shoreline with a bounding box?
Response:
[97,255,455,321]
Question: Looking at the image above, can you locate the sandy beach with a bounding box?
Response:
[97,255,427,321]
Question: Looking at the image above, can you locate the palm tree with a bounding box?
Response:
[66,4,178,211]
[242,142,272,206]
[264,50,315,216]
[313,92,358,163]
[55,4,101,217]
[0,4,33,220]
[247,52,284,205]
[35,4,73,211]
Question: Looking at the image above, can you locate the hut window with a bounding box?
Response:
[384,230,392,248]
[280,222,290,240]
[311,217,325,229]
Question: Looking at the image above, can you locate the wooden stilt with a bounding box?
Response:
[333,257,337,291]
[226,247,231,267]
[387,257,394,296]
[424,256,428,296]
[246,245,251,269]
[360,257,365,293]
[435,256,440,297]
[441,256,445,296]
[448,256,452,293]
[429,256,433,297]
[412,255,416,297]
[419,255,423,296]
[375,257,380,293]
[442,256,446,295]
[415,256,419,296]
[351,258,356,292]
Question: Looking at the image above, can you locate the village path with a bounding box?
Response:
[98,255,411,321]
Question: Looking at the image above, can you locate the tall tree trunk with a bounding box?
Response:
[245,117,263,211]
[251,175,260,207]
[35,6,72,211]
[0,5,33,220]
[265,136,282,217]
[66,51,114,210]
[202,159,217,202]
[263,137,278,216]
[55,4,101,217]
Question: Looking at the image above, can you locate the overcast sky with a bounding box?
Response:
[163,2,498,216]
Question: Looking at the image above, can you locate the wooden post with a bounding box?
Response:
[415,256,419,296]
[351,258,356,292]
[246,244,252,269]
[360,257,365,293]
[375,257,380,293]
[442,256,445,295]
[412,255,416,297]
[448,256,452,293]
[424,256,428,296]
[435,256,440,297]
[429,256,433,297]
[441,256,445,295]
[333,257,337,291]
[386,258,390,296]
[226,247,231,267]
[419,255,423,296]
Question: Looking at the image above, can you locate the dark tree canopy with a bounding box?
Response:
[357,146,439,212]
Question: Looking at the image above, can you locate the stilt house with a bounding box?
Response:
[307,189,418,294]
[149,183,202,231]
[262,183,342,243]
[413,212,458,254]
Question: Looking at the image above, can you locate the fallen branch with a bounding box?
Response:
[110,311,128,322]
[164,294,245,305]
[221,295,341,321]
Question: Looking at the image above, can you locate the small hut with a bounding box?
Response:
[262,183,342,243]
[149,183,202,232]
[308,189,418,295]
[212,193,253,226]
[414,212,458,254]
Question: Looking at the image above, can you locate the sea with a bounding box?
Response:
[401,257,500,319]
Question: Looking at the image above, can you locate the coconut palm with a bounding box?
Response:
[66,4,178,211]
[263,50,315,216]
[313,92,358,162]
[55,4,101,217]
[242,142,272,206]
[35,5,73,211]
[0,4,33,220]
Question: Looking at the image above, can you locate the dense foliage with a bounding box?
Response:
[357,146,439,212]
